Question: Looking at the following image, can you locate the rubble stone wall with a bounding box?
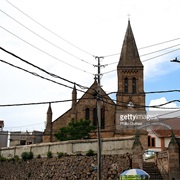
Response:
[0,154,131,180]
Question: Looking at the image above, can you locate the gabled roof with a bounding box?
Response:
[151,118,180,137]
[78,79,115,105]
[118,20,143,67]
[53,80,115,123]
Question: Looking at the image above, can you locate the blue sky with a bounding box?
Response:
[0,0,180,132]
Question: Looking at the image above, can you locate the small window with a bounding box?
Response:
[148,136,156,148]
[124,77,128,93]
[20,140,26,145]
[152,138,155,147]
[132,77,136,93]
[93,108,97,126]
[85,108,90,120]
[101,108,105,129]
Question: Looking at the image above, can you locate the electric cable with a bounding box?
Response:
[103,37,180,58]
[105,90,180,96]
[0,97,95,107]
[102,47,180,75]
[0,47,91,90]
[5,0,94,57]
[0,58,88,94]
[0,9,94,66]
[0,26,94,75]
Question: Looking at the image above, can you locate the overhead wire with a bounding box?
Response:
[140,43,180,57]
[2,2,179,131]
[5,0,94,58]
[0,26,94,75]
[0,47,90,90]
[142,47,180,62]
[103,37,180,58]
[102,47,180,75]
[3,109,180,131]
[0,58,88,93]
[100,95,180,110]
[0,46,179,110]
[105,90,180,96]
[0,87,179,109]
[0,9,94,66]
[0,97,95,107]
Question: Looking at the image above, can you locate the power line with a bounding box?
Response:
[0,47,90,90]
[0,47,109,103]
[0,97,95,107]
[5,0,94,57]
[105,90,180,96]
[4,122,44,129]
[103,37,180,58]
[0,9,94,66]
[0,26,94,75]
[102,47,180,75]
[142,47,180,62]
[0,58,88,94]
[140,44,180,57]
[0,53,179,110]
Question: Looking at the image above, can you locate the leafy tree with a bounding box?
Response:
[55,118,95,141]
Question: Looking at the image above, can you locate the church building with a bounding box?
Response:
[43,20,147,147]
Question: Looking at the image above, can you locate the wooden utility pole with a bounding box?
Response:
[94,56,104,180]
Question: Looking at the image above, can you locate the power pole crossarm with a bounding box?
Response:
[94,56,106,85]
[170,57,180,63]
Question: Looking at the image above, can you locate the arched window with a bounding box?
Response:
[85,108,90,120]
[93,108,97,126]
[132,77,136,93]
[124,77,128,93]
[101,108,105,129]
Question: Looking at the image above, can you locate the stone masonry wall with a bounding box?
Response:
[0,154,131,180]
[0,137,134,159]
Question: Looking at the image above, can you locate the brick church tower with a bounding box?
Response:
[116,20,145,110]
[115,20,146,138]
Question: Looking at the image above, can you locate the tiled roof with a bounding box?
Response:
[152,118,180,137]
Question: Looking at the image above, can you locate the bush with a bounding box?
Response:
[57,152,64,158]
[21,152,34,161]
[0,155,6,162]
[55,118,96,141]
[14,155,19,161]
[21,152,28,161]
[37,154,41,159]
[47,151,53,158]
[27,151,33,159]
[86,149,95,156]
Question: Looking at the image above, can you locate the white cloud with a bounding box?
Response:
[149,97,178,110]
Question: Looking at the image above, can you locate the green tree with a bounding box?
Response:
[54,119,95,141]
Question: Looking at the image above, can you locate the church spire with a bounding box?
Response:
[72,84,77,109]
[116,20,145,111]
[44,103,53,142]
[118,20,143,67]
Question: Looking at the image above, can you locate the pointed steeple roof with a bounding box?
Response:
[47,103,52,114]
[118,20,143,67]
[72,84,77,109]
[72,84,77,95]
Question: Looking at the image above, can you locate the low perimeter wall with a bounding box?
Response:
[0,137,135,158]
